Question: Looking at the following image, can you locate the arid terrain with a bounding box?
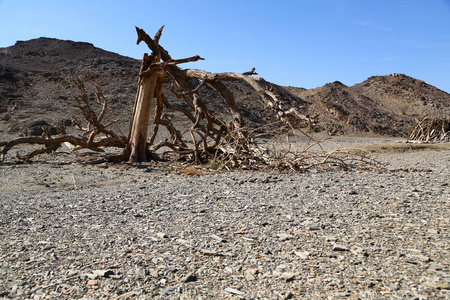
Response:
[0,38,449,299]
[1,37,450,138]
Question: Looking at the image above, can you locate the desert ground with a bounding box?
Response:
[1,132,449,299]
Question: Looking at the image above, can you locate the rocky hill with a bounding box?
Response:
[286,74,450,136]
[1,37,449,138]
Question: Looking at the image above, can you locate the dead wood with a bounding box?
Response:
[3,26,375,173]
[122,26,313,163]
[1,80,127,161]
[409,116,450,142]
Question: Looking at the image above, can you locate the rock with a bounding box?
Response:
[283,290,295,299]
[136,268,149,276]
[210,234,226,242]
[424,282,450,290]
[275,264,287,272]
[25,120,58,136]
[149,269,159,277]
[181,273,197,283]
[92,269,115,278]
[87,279,98,286]
[156,232,168,238]
[115,291,138,299]
[277,233,294,241]
[225,287,246,296]
[200,249,225,256]
[244,268,259,281]
[332,244,350,251]
[350,247,369,257]
[406,254,431,263]
[281,272,295,282]
[309,226,321,231]
[294,251,310,259]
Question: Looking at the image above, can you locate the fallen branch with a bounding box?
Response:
[1,80,127,161]
[409,116,450,142]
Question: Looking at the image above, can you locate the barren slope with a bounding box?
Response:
[1,37,449,139]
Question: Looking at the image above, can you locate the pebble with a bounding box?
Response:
[225,287,246,296]
[244,268,259,281]
[92,269,115,278]
[156,232,168,238]
[294,251,310,259]
[181,273,198,283]
[87,279,98,286]
[210,234,226,242]
[277,233,294,241]
[332,244,350,251]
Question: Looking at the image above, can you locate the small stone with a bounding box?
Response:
[85,273,97,280]
[136,268,148,276]
[332,244,350,251]
[277,233,294,241]
[406,254,431,262]
[244,268,259,281]
[425,282,450,290]
[327,252,338,258]
[87,279,98,286]
[176,238,192,246]
[225,287,246,296]
[181,273,197,283]
[200,249,224,256]
[92,269,115,278]
[283,290,294,299]
[351,247,369,257]
[11,285,18,295]
[156,232,168,238]
[115,291,138,299]
[294,251,310,259]
[149,269,159,277]
[347,294,360,300]
[281,272,295,282]
[275,264,287,272]
[66,269,79,277]
[210,234,226,242]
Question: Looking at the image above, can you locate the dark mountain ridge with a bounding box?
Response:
[1,37,449,137]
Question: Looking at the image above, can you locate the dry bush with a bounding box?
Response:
[409,116,450,142]
[194,124,380,172]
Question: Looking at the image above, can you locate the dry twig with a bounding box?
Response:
[409,116,450,142]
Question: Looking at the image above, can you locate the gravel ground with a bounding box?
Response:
[0,141,449,299]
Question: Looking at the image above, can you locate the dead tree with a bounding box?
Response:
[1,26,311,164]
[121,26,310,163]
[409,116,450,142]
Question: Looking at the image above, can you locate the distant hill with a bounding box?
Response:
[1,37,449,137]
[285,74,450,136]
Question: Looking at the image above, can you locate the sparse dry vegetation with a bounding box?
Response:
[409,116,450,142]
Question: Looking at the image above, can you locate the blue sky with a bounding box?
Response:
[1,0,449,93]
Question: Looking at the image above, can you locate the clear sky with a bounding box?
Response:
[1,0,449,93]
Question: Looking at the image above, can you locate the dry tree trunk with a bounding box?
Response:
[125,53,163,162]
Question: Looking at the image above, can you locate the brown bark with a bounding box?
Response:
[125,67,162,162]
